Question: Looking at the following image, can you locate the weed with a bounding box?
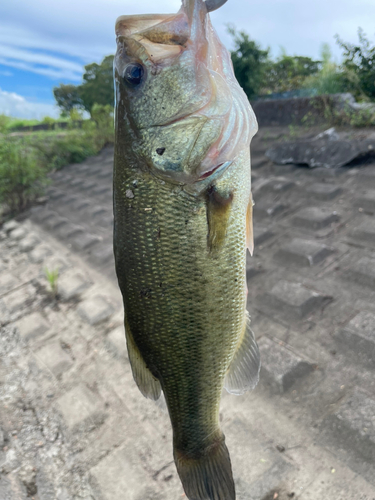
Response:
[45,267,59,299]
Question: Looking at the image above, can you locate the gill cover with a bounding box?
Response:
[114,0,257,187]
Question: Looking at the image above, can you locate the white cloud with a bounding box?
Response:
[0,88,59,119]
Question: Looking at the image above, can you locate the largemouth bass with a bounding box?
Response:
[113,1,260,498]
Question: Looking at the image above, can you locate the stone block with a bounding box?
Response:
[3,285,35,313]
[29,245,53,264]
[14,312,49,341]
[337,311,375,366]
[71,233,101,251]
[345,256,375,289]
[44,215,69,231]
[56,384,105,432]
[90,244,114,265]
[264,280,329,319]
[19,233,40,252]
[91,206,107,219]
[251,156,269,170]
[89,446,155,500]
[43,256,70,275]
[57,223,84,239]
[106,326,127,360]
[77,296,114,325]
[35,342,73,376]
[30,209,56,224]
[254,225,274,246]
[355,189,375,212]
[254,200,288,218]
[9,227,26,241]
[80,180,97,191]
[3,220,19,234]
[47,188,65,201]
[306,183,343,200]
[97,214,114,228]
[293,207,340,230]
[72,199,91,211]
[323,389,375,463]
[0,272,19,294]
[349,218,375,244]
[274,238,334,266]
[258,337,314,393]
[58,272,91,300]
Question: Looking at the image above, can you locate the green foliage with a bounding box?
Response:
[53,56,114,115]
[79,56,115,113]
[228,25,270,99]
[0,115,14,134]
[261,50,321,94]
[335,28,375,102]
[44,267,59,299]
[0,141,49,213]
[301,44,348,96]
[53,84,83,113]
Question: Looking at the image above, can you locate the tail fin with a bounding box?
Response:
[174,434,235,500]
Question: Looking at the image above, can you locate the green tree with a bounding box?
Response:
[335,28,375,101]
[262,48,321,94]
[79,55,115,112]
[228,26,270,99]
[302,43,348,96]
[53,84,82,114]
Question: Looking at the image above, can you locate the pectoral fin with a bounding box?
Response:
[206,185,233,253]
[125,318,162,400]
[224,311,260,395]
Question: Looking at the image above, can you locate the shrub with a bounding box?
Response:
[0,141,48,213]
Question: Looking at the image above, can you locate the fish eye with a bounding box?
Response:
[123,63,144,87]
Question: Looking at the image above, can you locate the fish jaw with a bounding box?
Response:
[114,0,257,190]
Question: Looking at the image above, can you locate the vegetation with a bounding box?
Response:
[45,267,59,299]
[53,55,114,115]
[0,105,114,216]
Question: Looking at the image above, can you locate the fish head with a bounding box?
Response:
[114,0,258,190]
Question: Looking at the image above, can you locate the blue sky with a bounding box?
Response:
[0,0,374,119]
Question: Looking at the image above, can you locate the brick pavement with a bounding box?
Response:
[1,125,375,499]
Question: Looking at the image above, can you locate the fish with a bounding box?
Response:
[113,0,260,499]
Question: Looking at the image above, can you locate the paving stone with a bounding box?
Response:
[264,280,329,319]
[305,183,343,200]
[323,389,375,463]
[106,326,127,359]
[90,244,114,265]
[34,342,73,376]
[57,223,84,239]
[274,238,334,266]
[251,156,269,170]
[89,445,158,500]
[46,188,65,201]
[337,311,375,366]
[14,312,49,341]
[58,272,91,300]
[71,233,101,251]
[30,209,56,224]
[355,189,375,212]
[344,256,375,289]
[0,473,27,500]
[29,245,53,263]
[258,336,314,393]
[44,214,69,231]
[349,218,375,244]
[43,256,70,275]
[254,200,288,217]
[19,233,40,252]
[80,180,97,192]
[254,225,274,246]
[0,272,19,294]
[77,296,114,325]
[72,199,91,211]
[3,285,35,313]
[97,169,113,179]
[91,206,108,219]
[3,220,19,234]
[56,384,105,432]
[9,227,27,241]
[293,207,340,230]
[97,214,114,228]
[69,178,86,188]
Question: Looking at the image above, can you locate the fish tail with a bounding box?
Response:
[174,432,235,500]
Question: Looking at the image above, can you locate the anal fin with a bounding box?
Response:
[224,311,260,395]
[125,318,162,400]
